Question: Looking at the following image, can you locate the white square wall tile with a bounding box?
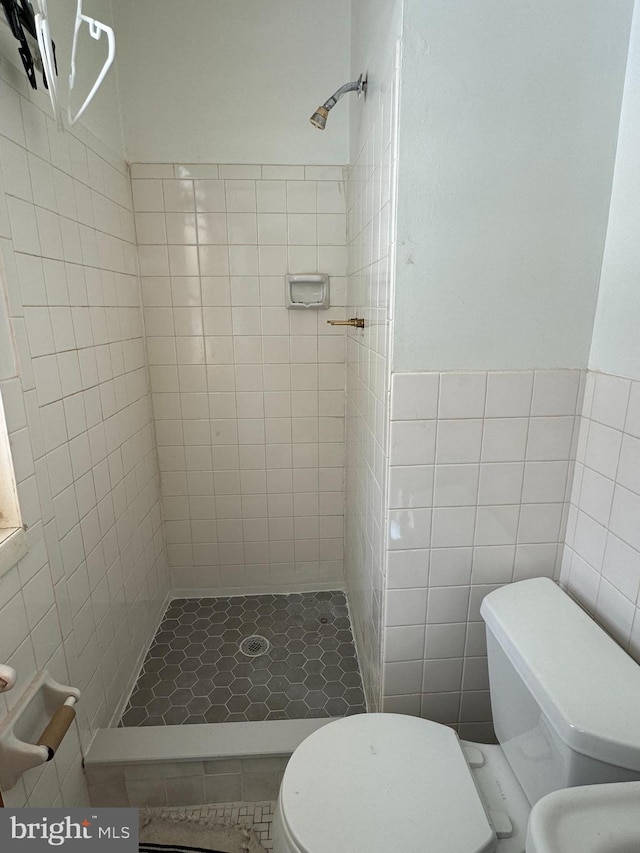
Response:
[485,371,533,417]
[388,466,433,508]
[431,507,475,548]
[436,420,483,464]
[609,485,640,552]
[383,660,423,695]
[391,373,438,420]
[163,179,195,212]
[426,586,470,624]
[602,534,640,603]
[578,467,614,527]
[522,461,569,503]
[526,417,574,461]
[573,510,607,571]
[429,548,472,586]
[475,505,519,546]
[595,580,635,647]
[513,543,557,581]
[531,370,580,416]
[132,180,164,211]
[477,463,524,505]
[481,419,528,462]
[433,464,479,507]
[424,623,466,659]
[390,420,436,465]
[438,373,486,419]
[256,181,286,213]
[386,550,429,589]
[386,588,428,626]
[420,691,461,723]
[388,508,431,550]
[584,421,622,479]
[471,545,516,584]
[423,658,464,693]
[286,181,316,213]
[591,373,630,430]
[518,503,563,544]
[384,625,425,662]
[617,434,640,496]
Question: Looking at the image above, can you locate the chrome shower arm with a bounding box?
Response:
[322,76,364,111]
[310,74,366,130]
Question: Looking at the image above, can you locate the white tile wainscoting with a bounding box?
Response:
[562,370,640,661]
[131,163,348,593]
[382,369,583,738]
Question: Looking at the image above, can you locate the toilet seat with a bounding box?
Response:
[278,713,496,853]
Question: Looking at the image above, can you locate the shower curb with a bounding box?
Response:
[86,717,338,766]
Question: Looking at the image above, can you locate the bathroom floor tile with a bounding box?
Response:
[121,591,366,725]
[142,801,275,850]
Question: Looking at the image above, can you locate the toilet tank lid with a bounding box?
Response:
[481,578,640,772]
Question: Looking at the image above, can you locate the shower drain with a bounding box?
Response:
[239,635,270,658]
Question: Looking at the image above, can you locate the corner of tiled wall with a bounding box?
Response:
[0,58,169,807]
[345,42,401,710]
[561,370,640,661]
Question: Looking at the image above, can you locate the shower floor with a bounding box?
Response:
[121,591,366,726]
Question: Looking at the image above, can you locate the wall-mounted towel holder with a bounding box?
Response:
[0,670,81,790]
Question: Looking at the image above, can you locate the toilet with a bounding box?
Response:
[272,578,640,853]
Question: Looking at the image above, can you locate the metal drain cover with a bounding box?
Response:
[239,635,270,657]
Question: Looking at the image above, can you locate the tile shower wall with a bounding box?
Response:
[0,63,168,807]
[382,369,583,738]
[562,371,640,660]
[131,164,347,592]
[345,46,400,709]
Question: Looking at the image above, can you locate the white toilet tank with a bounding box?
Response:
[481,578,640,806]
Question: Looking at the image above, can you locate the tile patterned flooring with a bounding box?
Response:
[121,591,366,725]
[144,802,275,850]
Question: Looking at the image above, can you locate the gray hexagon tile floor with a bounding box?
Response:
[120,591,366,726]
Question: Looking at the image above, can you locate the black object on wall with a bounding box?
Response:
[1,0,57,90]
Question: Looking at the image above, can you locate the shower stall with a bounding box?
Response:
[81,153,377,807]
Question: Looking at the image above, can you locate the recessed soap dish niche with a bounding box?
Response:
[285,274,329,310]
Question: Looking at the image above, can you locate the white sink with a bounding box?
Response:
[526,781,640,853]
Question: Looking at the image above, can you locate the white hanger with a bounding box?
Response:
[34,0,64,131]
[67,0,115,127]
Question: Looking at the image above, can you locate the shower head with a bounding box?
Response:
[310,74,366,130]
[310,107,329,130]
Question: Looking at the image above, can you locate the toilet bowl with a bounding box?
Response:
[272,579,640,853]
[273,713,531,853]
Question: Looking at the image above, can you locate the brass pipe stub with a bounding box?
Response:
[327,318,365,328]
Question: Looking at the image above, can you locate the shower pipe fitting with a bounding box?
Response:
[310,74,367,130]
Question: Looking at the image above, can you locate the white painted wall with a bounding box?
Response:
[0,0,123,155]
[111,0,350,166]
[349,0,402,162]
[589,2,640,380]
[393,0,634,372]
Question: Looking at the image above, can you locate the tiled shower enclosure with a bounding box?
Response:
[133,163,348,593]
[122,591,366,725]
